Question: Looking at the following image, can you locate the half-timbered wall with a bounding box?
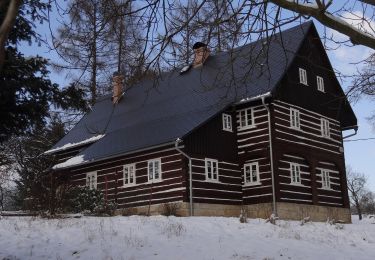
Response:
[66,145,187,208]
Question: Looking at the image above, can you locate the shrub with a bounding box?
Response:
[161,202,180,216]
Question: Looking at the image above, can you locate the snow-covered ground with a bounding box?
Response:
[0,215,374,260]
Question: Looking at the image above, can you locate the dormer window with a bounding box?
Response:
[222,113,232,132]
[238,108,254,129]
[290,108,300,130]
[321,118,330,138]
[299,68,308,85]
[317,76,324,92]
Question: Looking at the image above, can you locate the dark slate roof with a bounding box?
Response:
[50,21,314,169]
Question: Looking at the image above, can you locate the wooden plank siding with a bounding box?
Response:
[236,102,273,205]
[64,145,187,208]
[190,157,242,205]
[271,99,349,208]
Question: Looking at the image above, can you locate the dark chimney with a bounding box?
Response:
[192,42,210,67]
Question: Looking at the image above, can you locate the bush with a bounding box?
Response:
[61,186,117,215]
[161,203,180,216]
[63,186,105,213]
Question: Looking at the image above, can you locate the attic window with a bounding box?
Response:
[317,76,324,92]
[222,113,232,132]
[299,68,308,85]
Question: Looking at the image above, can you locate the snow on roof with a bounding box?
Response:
[237,92,272,104]
[53,155,86,170]
[44,134,105,155]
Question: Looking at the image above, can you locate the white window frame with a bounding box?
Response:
[321,169,331,189]
[222,113,233,132]
[290,108,300,130]
[243,162,261,186]
[299,68,308,85]
[238,108,254,130]
[147,159,162,183]
[86,172,97,190]
[205,158,219,182]
[123,164,136,187]
[290,163,301,185]
[317,76,324,92]
[321,118,330,138]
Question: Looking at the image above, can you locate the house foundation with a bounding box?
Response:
[116,202,351,223]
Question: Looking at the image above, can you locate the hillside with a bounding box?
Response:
[0,215,374,259]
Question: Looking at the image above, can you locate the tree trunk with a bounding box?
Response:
[356,201,363,220]
[0,0,22,71]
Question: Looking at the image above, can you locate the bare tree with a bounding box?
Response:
[347,167,369,220]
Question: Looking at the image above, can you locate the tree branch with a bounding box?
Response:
[270,0,375,50]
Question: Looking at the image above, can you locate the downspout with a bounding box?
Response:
[174,138,193,216]
[261,96,277,217]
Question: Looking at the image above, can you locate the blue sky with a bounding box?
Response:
[18,6,375,191]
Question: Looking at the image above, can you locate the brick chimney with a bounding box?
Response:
[192,42,210,68]
[112,72,124,104]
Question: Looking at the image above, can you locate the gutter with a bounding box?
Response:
[342,125,358,139]
[261,96,277,217]
[174,138,193,216]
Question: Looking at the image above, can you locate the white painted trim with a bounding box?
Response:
[274,101,340,124]
[281,198,312,202]
[276,137,340,154]
[299,67,308,85]
[243,193,272,199]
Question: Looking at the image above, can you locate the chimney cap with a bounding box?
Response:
[193,42,207,49]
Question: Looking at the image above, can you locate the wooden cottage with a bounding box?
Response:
[46,22,357,222]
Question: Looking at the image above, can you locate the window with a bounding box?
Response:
[321,118,330,138]
[317,76,324,92]
[290,163,301,184]
[123,164,136,186]
[148,159,161,182]
[321,169,331,189]
[205,158,219,181]
[299,68,308,85]
[238,108,254,129]
[86,172,97,189]
[290,108,300,129]
[244,162,260,185]
[222,113,232,132]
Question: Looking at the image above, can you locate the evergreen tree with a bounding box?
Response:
[0,1,86,143]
